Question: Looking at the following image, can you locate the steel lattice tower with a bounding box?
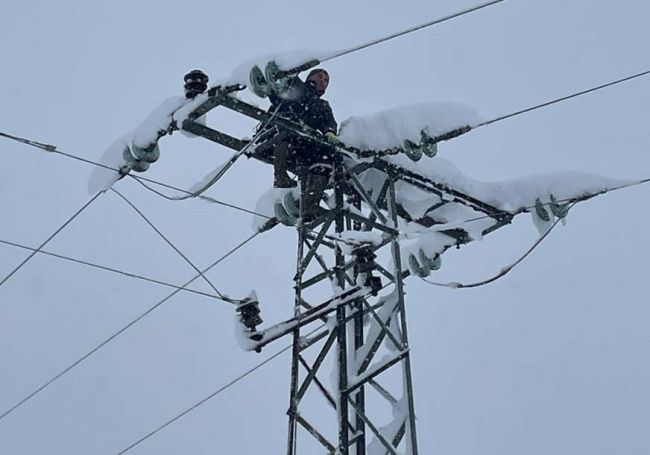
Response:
[279,164,420,454]
[173,84,515,453]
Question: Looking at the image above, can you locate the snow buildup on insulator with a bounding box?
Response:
[339,102,482,151]
[389,155,629,214]
[230,49,333,86]
[397,222,457,275]
[251,187,300,231]
[87,96,187,194]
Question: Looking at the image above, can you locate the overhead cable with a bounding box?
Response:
[0,193,102,291]
[111,188,237,303]
[422,177,650,289]
[322,0,505,63]
[0,130,269,220]
[115,281,395,454]
[455,176,650,226]
[422,203,577,289]
[0,238,219,300]
[0,230,260,423]
[116,341,295,455]
[475,69,650,129]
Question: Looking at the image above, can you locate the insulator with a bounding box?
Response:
[122,146,150,173]
[366,275,382,296]
[402,139,423,161]
[249,65,270,98]
[184,69,209,99]
[408,254,430,278]
[420,129,438,157]
[534,198,551,222]
[264,61,290,94]
[550,194,570,218]
[353,245,377,274]
[283,192,300,218]
[236,297,263,331]
[130,143,160,163]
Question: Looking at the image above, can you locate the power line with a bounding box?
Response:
[128,166,269,218]
[322,0,505,63]
[474,69,650,129]
[0,230,260,423]
[116,341,295,455]
[55,147,270,219]
[1,132,354,247]
[0,192,102,291]
[0,238,219,300]
[114,281,395,454]
[111,188,238,303]
[446,176,650,227]
[422,203,577,289]
[6,66,648,248]
[0,130,271,220]
[420,177,650,288]
[0,130,56,152]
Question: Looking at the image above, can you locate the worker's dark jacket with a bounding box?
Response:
[268,77,337,173]
[269,78,337,135]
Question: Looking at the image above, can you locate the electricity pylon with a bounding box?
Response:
[151,84,514,453]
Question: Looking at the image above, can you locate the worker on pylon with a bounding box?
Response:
[267,67,341,224]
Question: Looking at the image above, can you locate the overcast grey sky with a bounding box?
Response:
[1,1,649,454]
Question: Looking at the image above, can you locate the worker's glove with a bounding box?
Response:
[325,131,341,145]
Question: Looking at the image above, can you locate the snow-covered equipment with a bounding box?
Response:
[353,244,383,296]
[235,292,263,352]
[249,65,270,98]
[92,49,632,455]
[408,250,442,278]
[183,69,209,99]
[249,59,320,99]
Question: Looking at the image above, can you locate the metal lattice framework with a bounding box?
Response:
[172,85,517,454]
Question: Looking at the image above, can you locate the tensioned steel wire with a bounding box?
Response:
[413,177,650,289]
[1,0,650,439]
[0,134,375,249]
[0,238,219,299]
[422,203,579,289]
[115,280,397,455]
[0,229,261,422]
[1,63,649,300]
[320,0,505,63]
[0,192,102,290]
[3,65,649,233]
[110,188,238,304]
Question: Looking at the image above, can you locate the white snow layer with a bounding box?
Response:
[387,155,627,213]
[340,103,626,214]
[230,49,333,87]
[252,187,300,231]
[339,102,482,151]
[87,96,187,194]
